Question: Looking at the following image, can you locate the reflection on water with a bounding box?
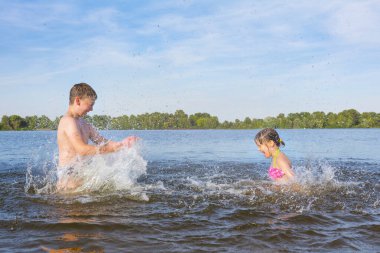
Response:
[40,206,106,252]
[41,233,105,253]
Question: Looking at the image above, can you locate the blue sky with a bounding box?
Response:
[0,0,379,121]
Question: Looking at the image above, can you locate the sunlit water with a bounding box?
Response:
[0,129,379,252]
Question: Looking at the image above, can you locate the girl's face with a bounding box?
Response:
[255,140,275,158]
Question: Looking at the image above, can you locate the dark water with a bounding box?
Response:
[0,129,379,252]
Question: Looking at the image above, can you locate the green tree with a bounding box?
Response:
[326,112,338,128]
[233,119,243,129]
[1,109,379,131]
[242,117,252,129]
[251,118,264,129]
[190,113,208,128]
[110,116,124,130]
[299,112,312,128]
[174,110,190,129]
[52,116,61,130]
[129,115,139,129]
[116,115,131,129]
[37,115,53,129]
[221,120,233,129]
[337,109,360,128]
[276,113,289,128]
[9,115,27,130]
[196,116,219,129]
[1,116,12,130]
[358,112,377,128]
[292,117,302,129]
[287,113,299,128]
[310,111,326,128]
[25,116,38,130]
[189,113,219,129]
[263,116,277,128]
[92,115,112,130]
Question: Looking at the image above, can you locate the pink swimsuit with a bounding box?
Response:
[268,149,285,180]
[268,167,285,180]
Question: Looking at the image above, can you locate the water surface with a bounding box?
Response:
[0,129,379,252]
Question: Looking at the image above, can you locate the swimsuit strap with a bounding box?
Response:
[272,149,280,168]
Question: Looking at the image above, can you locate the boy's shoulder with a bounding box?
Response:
[58,115,78,130]
[59,115,74,123]
[59,116,92,129]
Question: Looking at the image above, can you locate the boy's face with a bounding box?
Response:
[76,96,95,116]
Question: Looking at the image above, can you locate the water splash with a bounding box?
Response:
[25,144,148,200]
[293,160,337,186]
[71,146,147,194]
[176,160,378,213]
[25,144,58,194]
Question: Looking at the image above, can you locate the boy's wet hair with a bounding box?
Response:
[255,128,285,147]
[69,83,97,104]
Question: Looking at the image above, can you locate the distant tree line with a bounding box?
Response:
[0,109,379,131]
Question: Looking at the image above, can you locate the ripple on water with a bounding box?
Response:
[1,153,380,252]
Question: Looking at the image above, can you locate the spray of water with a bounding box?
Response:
[179,160,372,212]
[25,144,148,200]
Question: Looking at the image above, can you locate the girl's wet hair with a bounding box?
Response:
[255,128,285,147]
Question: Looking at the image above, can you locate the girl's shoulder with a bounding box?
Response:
[277,152,292,169]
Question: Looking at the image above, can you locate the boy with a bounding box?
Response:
[57,83,137,190]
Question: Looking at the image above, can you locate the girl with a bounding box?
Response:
[255,128,295,183]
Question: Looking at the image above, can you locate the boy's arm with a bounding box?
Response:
[65,118,121,155]
[87,122,139,148]
[88,123,108,145]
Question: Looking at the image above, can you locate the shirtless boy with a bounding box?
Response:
[57,83,137,191]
